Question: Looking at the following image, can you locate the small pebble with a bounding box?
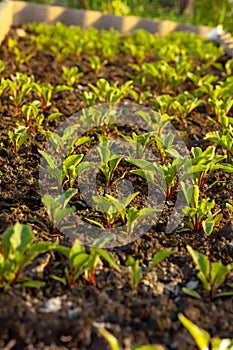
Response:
[44,297,62,313]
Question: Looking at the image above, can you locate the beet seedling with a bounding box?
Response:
[178,313,233,350]
[8,37,34,65]
[80,107,120,134]
[61,66,84,87]
[225,58,233,76]
[62,154,94,188]
[125,250,174,290]
[97,136,125,186]
[128,157,185,202]
[88,78,137,103]
[134,110,174,138]
[8,125,30,154]
[187,146,233,190]
[53,236,120,287]
[183,246,233,300]
[172,92,204,126]
[41,189,77,234]
[205,128,233,163]
[86,192,139,229]
[208,96,233,124]
[181,183,222,235]
[89,55,108,74]
[121,207,159,236]
[124,42,146,64]
[32,82,72,109]
[7,79,32,108]
[0,223,57,288]
[81,91,97,107]
[121,131,155,159]
[150,94,174,115]
[0,78,10,97]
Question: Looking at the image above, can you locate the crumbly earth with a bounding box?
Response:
[0,27,232,350]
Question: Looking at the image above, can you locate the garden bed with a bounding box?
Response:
[0,22,233,350]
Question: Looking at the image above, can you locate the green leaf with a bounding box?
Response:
[92,233,115,248]
[47,112,63,121]
[147,250,174,272]
[98,328,120,350]
[84,217,105,229]
[54,245,70,257]
[27,241,57,257]
[95,249,120,272]
[58,188,78,207]
[76,161,95,175]
[214,291,233,298]
[210,262,232,290]
[8,223,33,254]
[178,313,210,350]
[21,280,45,288]
[121,192,139,208]
[75,136,93,147]
[187,245,210,278]
[64,154,83,170]
[51,275,67,286]
[182,287,201,299]
[71,253,89,270]
[125,256,135,266]
[202,220,214,236]
[54,85,73,93]
[38,150,57,168]
[138,208,159,220]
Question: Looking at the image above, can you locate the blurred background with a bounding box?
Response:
[13,0,233,32]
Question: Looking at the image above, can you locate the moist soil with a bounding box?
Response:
[0,27,233,350]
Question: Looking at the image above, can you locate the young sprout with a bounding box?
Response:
[150,94,174,115]
[32,82,72,109]
[128,157,185,202]
[81,91,97,107]
[134,110,174,138]
[172,92,204,126]
[62,154,94,188]
[182,245,233,300]
[181,183,222,235]
[187,146,233,190]
[89,55,108,74]
[80,107,120,134]
[61,66,84,87]
[178,313,233,350]
[87,192,139,229]
[225,58,233,76]
[8,125,30,154]
[97,136,125,186]
[121,131,155,159]
[53,236,120,287]
[88,78,137,103]
[7,79,32,108]
[41,189,78,234]
[205,129,233,163]
[8,37,34,65]
[126,250,174,290]
[0,223,57,288]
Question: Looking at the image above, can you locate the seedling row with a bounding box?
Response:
[0,23,232,350]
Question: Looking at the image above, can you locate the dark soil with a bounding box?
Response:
[0,27,232,350]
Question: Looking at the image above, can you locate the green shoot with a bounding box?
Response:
[0,223,57,288]
[183,246,233,300]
